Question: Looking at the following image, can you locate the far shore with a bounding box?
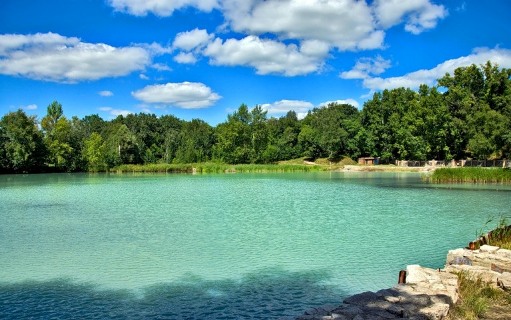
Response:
[340,164,436,173]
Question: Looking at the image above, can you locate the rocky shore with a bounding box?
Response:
[297,244,511,320]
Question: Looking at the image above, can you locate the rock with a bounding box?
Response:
[297,241,509,320]
[329,313,349,320]
[406,265,429,284]
[480,245,500,253]
[419,303,450,320]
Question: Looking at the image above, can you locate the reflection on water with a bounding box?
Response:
[0,269,343,320]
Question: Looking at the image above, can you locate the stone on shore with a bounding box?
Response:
[297,242,510,320]
[296,266,457,320]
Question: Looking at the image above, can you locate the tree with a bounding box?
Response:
[175,119,213,163]
[249,105,268,163]
[301,103,361,160]
[83,132,107,171]
[0,110,46,172]
[40,101,78,171]
[213,104,253,163]
[41,100,63,134]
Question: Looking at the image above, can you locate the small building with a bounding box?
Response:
[358,157,379,165]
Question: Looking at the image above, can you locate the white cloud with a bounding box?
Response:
[261,100,314,115]
[173,28,213,51]
[139,42,173,55]
[151,63,172,71]
[132,82,221,108]
[360,48,511,91]
[340,56,391,79]
[456,2,467,12]
[98,90,114,97]
[139,74,150,80]
[373,0,448,34]
[23,104,38,110]
[174,52,198,64]
[107,0,219,16]
[319,99,360,109]
[204,35,329,76]
[99,107,132,117]
[222,0,383,51]
[260,98,360,119]
[0,33,150,82]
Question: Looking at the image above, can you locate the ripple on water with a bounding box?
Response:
[1,172,510,318]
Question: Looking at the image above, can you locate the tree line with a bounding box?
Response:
[1,61,510,173]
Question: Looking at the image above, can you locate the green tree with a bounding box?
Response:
[175,119,213,163]
[0,110,46,172]
[213,104,253,163]
[302,103,361,160]
[41,101,78,171]
[83,132,107,171]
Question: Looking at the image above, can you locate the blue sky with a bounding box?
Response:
[1,0,510,125]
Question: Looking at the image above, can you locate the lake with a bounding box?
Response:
[1,172,510,319]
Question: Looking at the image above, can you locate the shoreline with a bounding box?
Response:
[341,165,436,173]
[296,233,511,320]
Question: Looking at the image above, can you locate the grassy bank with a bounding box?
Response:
[429,167,511,183]
[111,162,325,174]
[447,272,511,320]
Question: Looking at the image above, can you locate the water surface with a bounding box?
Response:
[1,172,510,319]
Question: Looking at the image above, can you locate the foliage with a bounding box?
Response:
[1,61,511,173]
[82,132,108,172]
[0,110,46,172]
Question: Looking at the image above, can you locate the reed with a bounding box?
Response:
[111,162,324,174]
[429,167,511,183]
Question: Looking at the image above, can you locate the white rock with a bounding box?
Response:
[480,245,500,253]
[406,265,428,284]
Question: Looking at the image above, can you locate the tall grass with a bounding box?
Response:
[111,162,324,174]
[447,272,511,320]
[429,168,511,183]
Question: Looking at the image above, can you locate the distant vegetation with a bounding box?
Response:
[1,61,511,173]
[112,162,323,174]
[430,168,511,183]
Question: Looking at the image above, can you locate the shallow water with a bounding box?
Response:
[1,172,510,319]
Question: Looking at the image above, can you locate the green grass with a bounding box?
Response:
[447,272,511,320]
[429,167,511,183]
[487,217,511,250]
[111,162,325,174]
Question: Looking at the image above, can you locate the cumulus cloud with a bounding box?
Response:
[107,0,219,16]
[222,0,384,50]
[260,98,360,119]
[340,56,391,80]
[111,0,446,53]
[173,28,213,51]
[261,100,314,116]
[360,48,511,91]
[23,104,38,110]
[174,52,198,64]
[319,99,360,109]
[98,90,114,97]
[132,82,221,108]
[204,35,329,76]
[151,63,172,71]
[373,0,448,34]
[99,107,132,117]
[0,33,150,82]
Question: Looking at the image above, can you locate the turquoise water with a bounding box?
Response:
[1,172,510,319]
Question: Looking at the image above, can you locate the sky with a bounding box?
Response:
[1,0,511,125]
